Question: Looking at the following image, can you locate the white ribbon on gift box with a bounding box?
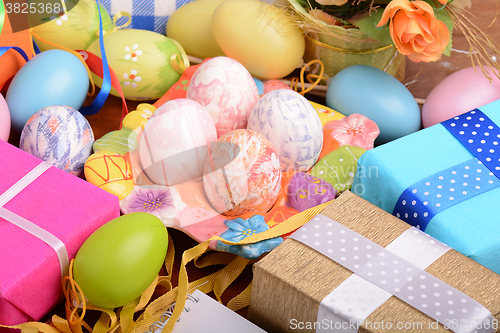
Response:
[0,161,69,279]
[289,214,495,333]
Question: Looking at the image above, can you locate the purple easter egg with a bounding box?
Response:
[286,172,336,212]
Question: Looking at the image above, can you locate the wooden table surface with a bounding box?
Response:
[10,0,500,329]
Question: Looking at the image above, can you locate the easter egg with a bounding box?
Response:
[0,94,10,142]
[29,0,112,52]
[422,67,500,128]
[86,29,189,100]
[186,57,259,137]
[326,65,421,144]
[211,0,305,79]
[84,151,135,200]
[310,102,345,127]
[286,172,336,212]
[139,99,217,186]
[20,105,94,176]
[6,50,89,132]
[166,0,226,59]
[73,213,168,308]
[310,145,366,192]
[203,129,281,216]
[247,89,323,172]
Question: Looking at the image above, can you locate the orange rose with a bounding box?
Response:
[377,0,450,62]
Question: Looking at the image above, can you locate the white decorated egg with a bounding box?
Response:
[139,98,217,186]
[20,105,94,176]
[186,56,259,137]
[247,89,323,172]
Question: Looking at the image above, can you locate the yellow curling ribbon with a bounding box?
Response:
[168,38,190,75]
[290,59,327,95]
[100,11,131,35]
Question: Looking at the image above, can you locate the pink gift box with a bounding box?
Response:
[0,140,120,326]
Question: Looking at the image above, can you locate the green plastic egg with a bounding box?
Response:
[29,0,112,52]
[73,213,168,308]
[86,29,189,100]
[310,145,366,192]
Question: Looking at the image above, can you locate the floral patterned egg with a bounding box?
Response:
[247,89,323,172]
[20,105,94,176]
[186,56,259,137]
[139,98,217,186]
[203,129,281,216]
[29,0,112,52]
[86,29,189,100]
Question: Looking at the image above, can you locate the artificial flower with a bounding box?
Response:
[120,185,177,223]
[324,114,380,149]
[377,0,450,62]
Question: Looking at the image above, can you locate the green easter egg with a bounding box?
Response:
[86,29,189,100]
[93,127,138,155]
[30,0,112,52]
[310,145,366,192]
[73,213,168,309]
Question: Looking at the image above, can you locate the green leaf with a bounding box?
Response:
[350,10,394,45]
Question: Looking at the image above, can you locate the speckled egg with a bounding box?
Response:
[247,89,323,172]
[186,57,259,137]
[20,105,94,176]
[139,98,217,186]
[203,129,281,216]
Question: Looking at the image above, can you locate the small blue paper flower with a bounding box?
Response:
[216,215,284,259]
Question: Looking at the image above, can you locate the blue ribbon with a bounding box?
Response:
[32,39,41,55]
[393,109,500,230]
[79,0,111,116]
[0,46,29,62]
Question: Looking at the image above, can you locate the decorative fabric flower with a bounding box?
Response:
[216,215,284,259]
[50,12,68,26]
[123,70,142,88]
[324,114,380,149]
[122,103,156,131]
[120,185,178,223]
[377,0,450,62]
[124,44,143,61]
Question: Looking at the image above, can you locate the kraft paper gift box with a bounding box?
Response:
[351,99,500,275]
[0,140,120,326]
[249,191,500,333]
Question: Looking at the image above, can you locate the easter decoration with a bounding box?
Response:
[211,0,305,80]
[29,0,112,52]
[6,49,89,132]
[86,28,190,100]
[73,213,169,308]
[166,0,226,59]
[186,56,259,137]
[286,172,336,212]
[285,0,500,84]
[326,65,420,144]
[20,105,94,177]
[0,95,10,142]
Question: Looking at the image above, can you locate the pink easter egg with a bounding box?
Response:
[263,79,292,95]
[422,67,500,128]
[203,129,281,216]
[139,98,217,186]
[186,56,259,137]
[0,94,10,142]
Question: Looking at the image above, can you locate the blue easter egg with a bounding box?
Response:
[326,65,421,144]
[6,49,89,132]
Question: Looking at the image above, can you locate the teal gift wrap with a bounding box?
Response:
[352,99,500,274]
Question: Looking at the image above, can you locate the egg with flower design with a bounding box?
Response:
[203,129,282,216]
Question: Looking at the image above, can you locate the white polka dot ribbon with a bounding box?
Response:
[393,109,500,231]
[0,162,69,280]
[289,214,494,333]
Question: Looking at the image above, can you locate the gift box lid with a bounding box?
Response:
[351,99,500,274]
[0,140,120,324]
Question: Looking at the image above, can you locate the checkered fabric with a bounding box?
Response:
[100,0,193,35]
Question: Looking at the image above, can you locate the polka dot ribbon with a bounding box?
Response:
[393,109,500,231]
[290,215,494,333]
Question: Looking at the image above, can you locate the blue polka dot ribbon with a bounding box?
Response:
[393,109,500,231]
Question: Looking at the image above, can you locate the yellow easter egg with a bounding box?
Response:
[30,0,112,52]
[310,101,345,126]
[86,29,189,100]
[211,0,305,80]
[84,151,134,200]
[166,0,226,59]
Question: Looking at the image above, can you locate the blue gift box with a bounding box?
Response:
[352,99,500,274]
